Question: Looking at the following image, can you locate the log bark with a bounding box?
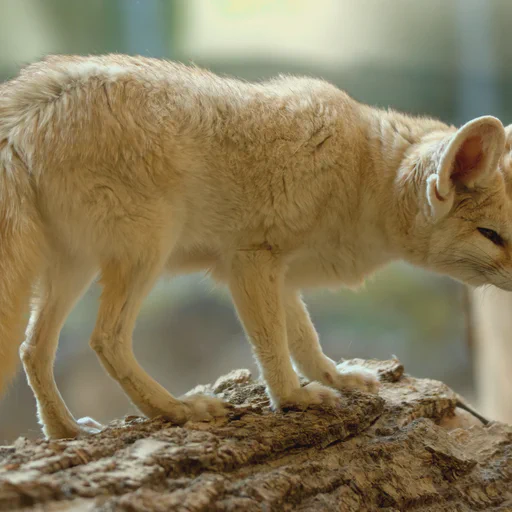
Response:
[0,359,511,511]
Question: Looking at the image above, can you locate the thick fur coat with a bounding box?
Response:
[0,55,511,438]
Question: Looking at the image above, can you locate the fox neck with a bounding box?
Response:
[356,107,451,267]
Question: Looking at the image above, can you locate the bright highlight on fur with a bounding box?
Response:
[0,55,511,439]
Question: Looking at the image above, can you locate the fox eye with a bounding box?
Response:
[477,227,505,247]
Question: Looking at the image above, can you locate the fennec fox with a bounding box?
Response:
[0,55,511,439]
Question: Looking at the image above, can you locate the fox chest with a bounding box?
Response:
[284,250,376,290]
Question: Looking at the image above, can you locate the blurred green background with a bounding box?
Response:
[1,0,510,442]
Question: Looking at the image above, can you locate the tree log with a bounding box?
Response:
[0,359,511,511]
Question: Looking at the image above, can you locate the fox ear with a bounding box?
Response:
[506,124,512,150]
[426,116,506,221]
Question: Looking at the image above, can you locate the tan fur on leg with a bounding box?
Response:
[90,258,228,424]
[20,255,98,439]
[230,250,340,409]
[285,292,379,394]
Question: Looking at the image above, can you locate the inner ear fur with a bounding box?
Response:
[426,116,505,221]
[439,116,506,190]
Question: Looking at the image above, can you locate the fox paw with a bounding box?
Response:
[278,382,342,411]
[181,394,231,422]
[324,362,380,393]
[76,416,104,434]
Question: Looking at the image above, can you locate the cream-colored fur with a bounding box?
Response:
[0,54,511,439]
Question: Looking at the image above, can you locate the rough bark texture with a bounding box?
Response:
[0,358,511,511]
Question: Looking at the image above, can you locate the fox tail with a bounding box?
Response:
[0,144,45,395]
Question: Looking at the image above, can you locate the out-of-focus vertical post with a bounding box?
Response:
[456,0,511,422]
[471,289,512,421]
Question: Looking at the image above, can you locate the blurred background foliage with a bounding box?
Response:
[1,0,510,441]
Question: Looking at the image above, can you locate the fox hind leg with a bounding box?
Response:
[20,254,100,439]
[89,253,229,425]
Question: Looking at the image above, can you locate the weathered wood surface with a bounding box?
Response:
[0,359,511,511]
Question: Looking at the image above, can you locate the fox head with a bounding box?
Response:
[399,115,512,291]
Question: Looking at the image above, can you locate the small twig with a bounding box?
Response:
[456,399,490,425]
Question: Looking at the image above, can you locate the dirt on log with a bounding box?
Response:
[0,358,511,511]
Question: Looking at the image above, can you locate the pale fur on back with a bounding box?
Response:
[3,56,446,281]
[1,54,511,439]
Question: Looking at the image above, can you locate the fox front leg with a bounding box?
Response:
[229,250,342,410]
